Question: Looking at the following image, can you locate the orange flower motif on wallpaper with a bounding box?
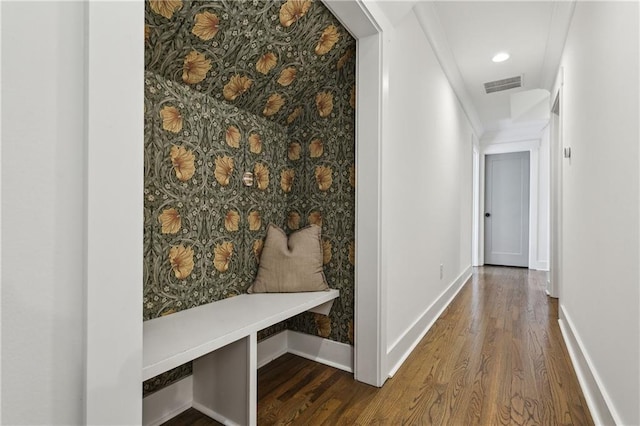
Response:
[279,0,311,27]
[213,242,233,272]
[348,319,354,344]
[288,142,301,161]
[309,139,323,158]
[263,93,285,117]
[349,164,356,188]
[225,126,241,148]
[168,244,194,280]
[315,165,332,191]
[192,11,220,41]
[253,239,264,262]
[314,313,331,338]
[214,155,234,186]
[315,92,333,118]
[224,210,240,232]
[248,133,262,154]
[158,208,181,234]
[256,52,277,75]
[322,239,332,265]
[308,211,322,227]
[149,0,182,19]
[337,49,354,70]
[277,67,297,86]
[287,106,303,124]
[145,25,151,44]
[287,212,300,230]
[254,163,269,190]
[182,51,211,85]
[160,105,183,133]
[348,240,355,266]
[170,145,195,182]
[223,75,253,101]
[315,25,340,55]
[248,211,262,231]
[280,169,294,193]
[350,85,356,109]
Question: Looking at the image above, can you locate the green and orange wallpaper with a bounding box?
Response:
[143,0,356,394]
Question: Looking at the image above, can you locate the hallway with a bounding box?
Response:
[166,267,593,425]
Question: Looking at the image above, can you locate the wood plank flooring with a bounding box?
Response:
[162,266,593,425]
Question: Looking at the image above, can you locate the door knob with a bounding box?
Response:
[485,212,491,218]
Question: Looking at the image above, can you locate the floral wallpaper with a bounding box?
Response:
[143,0,355,395]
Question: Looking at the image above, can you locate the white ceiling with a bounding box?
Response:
[373,0,575,138]
[433,1,556,132]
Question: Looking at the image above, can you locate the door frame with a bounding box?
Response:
[477,140,541,268]
[549,86,563,298]
[472,142,481,266]
[84,1,391,421]
[323,0,391,387]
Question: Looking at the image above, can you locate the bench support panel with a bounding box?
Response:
[307,299,335,316]
[192,333,257,425]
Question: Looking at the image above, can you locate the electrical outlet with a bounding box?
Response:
[440,264,444,280]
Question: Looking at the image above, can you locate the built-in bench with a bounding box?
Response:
[143,289,340,425]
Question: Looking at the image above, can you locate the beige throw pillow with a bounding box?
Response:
[248,223,329,293]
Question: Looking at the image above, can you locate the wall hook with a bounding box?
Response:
[242,171,254,187]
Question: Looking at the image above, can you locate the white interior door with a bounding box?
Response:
[484,152,530,267]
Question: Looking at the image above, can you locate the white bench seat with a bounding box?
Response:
[143,289,339,425]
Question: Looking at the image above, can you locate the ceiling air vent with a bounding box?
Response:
[484,75,522,94]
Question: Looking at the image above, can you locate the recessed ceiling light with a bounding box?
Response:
[492,52,510,63]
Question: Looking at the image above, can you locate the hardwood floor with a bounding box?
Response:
[162,267,593,425]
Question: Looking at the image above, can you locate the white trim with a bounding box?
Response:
[321,0,390,388]
[143,333,353,426]
[539,1,576,90]
[558,305,620,425]
[85,1,144,424]
[528,147,540,270]
[386,266,472,377]
[0,1,3,418]
[143,377,193,426]
[287,331,354,373]
[482,139,541,155]
[86,0,387,418]
[191,402,242,426]
[412,2,483,137]
[549,82,564,299]
[480,139,542,269]
[533,261,549,271]
[257,330,289,369]
[472,143,481,267]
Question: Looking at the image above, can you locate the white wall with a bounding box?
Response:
[2,2,144,424]
[382,10,473,371]
[1,3,86,424]
[558,2,639,424]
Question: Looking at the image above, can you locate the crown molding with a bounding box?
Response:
[413,2,485,138]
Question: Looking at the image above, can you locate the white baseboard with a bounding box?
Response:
[143,376,192,426]
[558,305,619,425]
[143,331,353,426]
[191,402,241,426]
[531,260,549,271]
[257,330,289,368]
[287,330,354,372]
[386,266,472,377]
